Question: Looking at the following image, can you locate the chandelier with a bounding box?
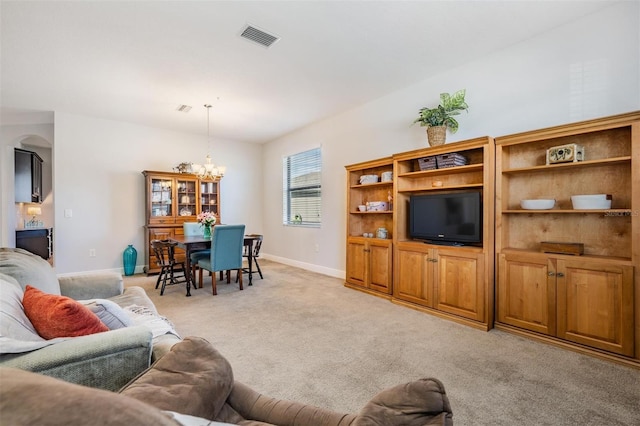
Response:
[193,104,225,180]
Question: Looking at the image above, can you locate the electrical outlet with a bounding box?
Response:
[89,249,96,257]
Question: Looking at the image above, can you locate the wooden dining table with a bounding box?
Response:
[169,234,260,288]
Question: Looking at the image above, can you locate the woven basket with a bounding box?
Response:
[426,126,447,146]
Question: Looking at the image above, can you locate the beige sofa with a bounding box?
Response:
[0,336,454,425]
[0,248,181,391]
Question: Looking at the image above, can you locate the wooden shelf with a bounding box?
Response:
[500,247,632,263]
[350,181,393,189]
[502,156,631,174]
[351,211,393,214]
[397,183,483,193]
[398,163,483,178]
[502,209,632,214]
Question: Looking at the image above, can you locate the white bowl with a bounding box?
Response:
[520,199,556,210]
[571,194,612,209]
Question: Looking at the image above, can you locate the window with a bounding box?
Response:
[282,147,321,226]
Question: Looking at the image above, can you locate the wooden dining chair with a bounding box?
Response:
[197,224,245,295]
[151,239,190,296]
[237,234,263,282]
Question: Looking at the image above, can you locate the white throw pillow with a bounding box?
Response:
[81,299,133,329]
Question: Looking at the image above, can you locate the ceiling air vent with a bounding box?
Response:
[176,104,192,113]
[240,24,280,48]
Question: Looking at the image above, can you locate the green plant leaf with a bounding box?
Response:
[449,89,466,106]
[413,89,468,129]
[446,117,459,133]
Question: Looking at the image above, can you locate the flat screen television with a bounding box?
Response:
[409,191,482,245]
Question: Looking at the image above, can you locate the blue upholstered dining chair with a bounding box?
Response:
[197,224,246,295]
[183,222,209,286]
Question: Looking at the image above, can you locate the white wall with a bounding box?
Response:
[53,112,262,274]
[262,1,640,278]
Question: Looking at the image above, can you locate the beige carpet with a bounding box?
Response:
[124,260,640,425]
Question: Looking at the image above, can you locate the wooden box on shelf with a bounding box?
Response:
[494,111,639,366]
[540,241,584,256]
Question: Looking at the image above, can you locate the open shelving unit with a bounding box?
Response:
[345,157,394,297]
[494,111,639,365]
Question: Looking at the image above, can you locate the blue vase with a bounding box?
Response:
[123,244,137,276]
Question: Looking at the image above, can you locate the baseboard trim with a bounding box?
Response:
[344,282,392,300]
[261,253,345,279]
[391,297,491,331]
[494,323,640,369]
[57,265,145,278]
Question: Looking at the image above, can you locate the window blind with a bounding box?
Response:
[282,147,321,226]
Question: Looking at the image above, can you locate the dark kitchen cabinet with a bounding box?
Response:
[15,148,43,203]
[16,228,53,260]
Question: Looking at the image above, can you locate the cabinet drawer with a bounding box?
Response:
[149,217,176,225]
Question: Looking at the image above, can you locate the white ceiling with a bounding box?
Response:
[0,1,616,144]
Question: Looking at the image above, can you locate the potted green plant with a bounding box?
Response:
[413,89,469,146]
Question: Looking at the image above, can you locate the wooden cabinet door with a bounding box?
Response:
[346,239,367,288]
[395,244,432,307]
[434,249,485,321]
[368,240,392,294]
[556,260,634,356]
[497,253,556,335]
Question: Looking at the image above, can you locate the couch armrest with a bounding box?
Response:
[59,272,124,300]
[0,325,152,391]
[353,378,453,426]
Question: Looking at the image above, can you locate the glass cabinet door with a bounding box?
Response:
[200,180,219,217]
[150,178,173,220]
[176,178,197,219]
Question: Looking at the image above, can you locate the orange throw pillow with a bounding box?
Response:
[22,285,109,339]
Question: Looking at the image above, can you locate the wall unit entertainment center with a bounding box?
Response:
[345,111,639,367]
[346,137,495,330]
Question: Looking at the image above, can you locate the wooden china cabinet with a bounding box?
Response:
[142,170,220,274]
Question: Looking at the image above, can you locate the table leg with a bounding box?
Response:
[248,240,253,286]
[184,247,194,294]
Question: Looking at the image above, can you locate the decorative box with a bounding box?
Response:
[366,201,388,211]
[418,156,437,171]
[546,144,585,165]
[540,241,584,256]
[436,153,467,168]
